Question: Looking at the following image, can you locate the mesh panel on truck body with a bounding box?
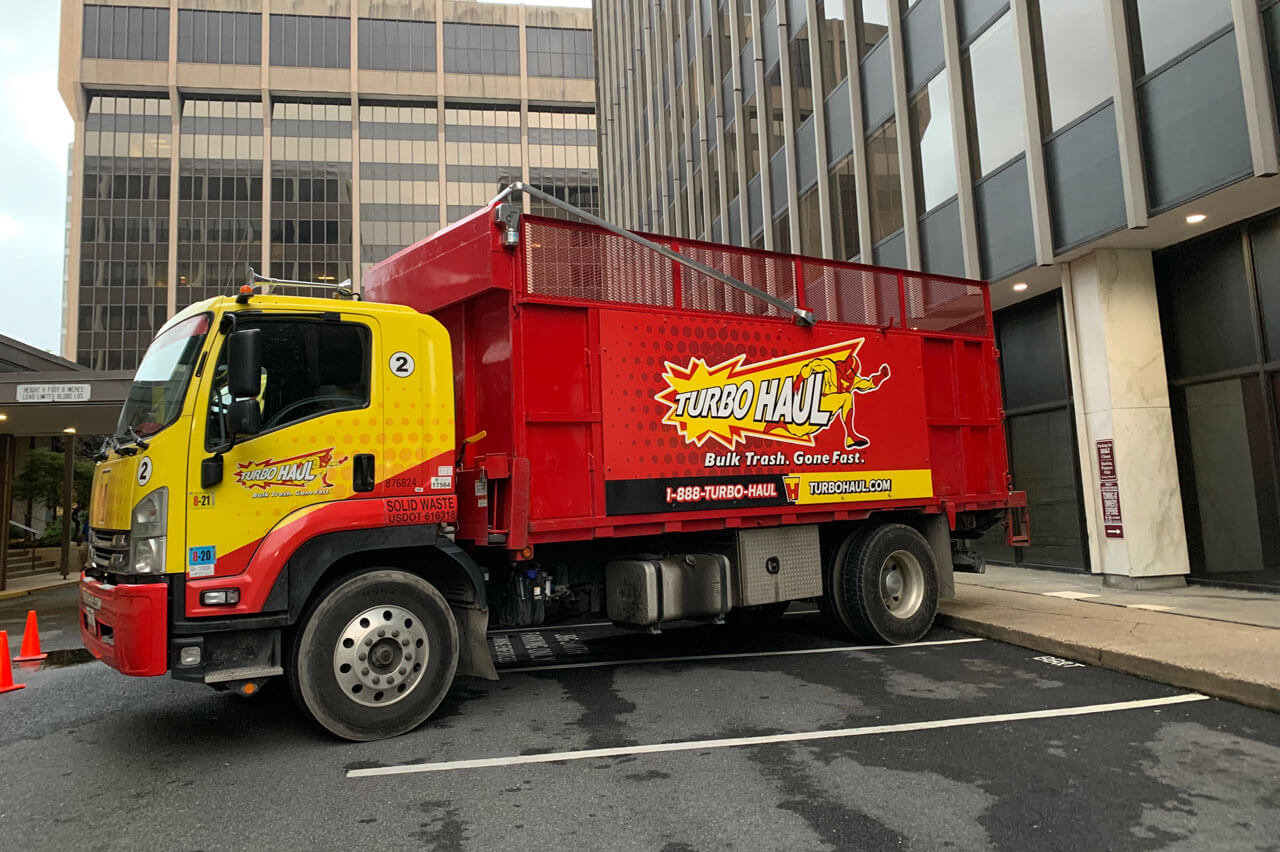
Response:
[519,215,990,337]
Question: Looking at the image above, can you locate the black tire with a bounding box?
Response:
[724,601,790,630]
[820,526,874,628]
[832,524,938,644]
[289,569,459,741]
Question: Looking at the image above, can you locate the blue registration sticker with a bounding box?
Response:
[188,545,216,578]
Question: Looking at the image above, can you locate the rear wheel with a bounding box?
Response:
[830,524,938,644]
[289,569,459,741]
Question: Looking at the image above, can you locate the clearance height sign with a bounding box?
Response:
[598,311,933,516]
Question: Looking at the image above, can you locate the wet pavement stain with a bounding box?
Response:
[550,667,639,750]
[748,741,906,851]
[409,799,469,851]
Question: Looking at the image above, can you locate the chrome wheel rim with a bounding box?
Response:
[881,550,925,618]
[333,605,429,708]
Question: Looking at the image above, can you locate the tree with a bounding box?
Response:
[14,448,95,516]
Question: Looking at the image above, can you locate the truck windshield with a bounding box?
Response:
[115,313,211,440]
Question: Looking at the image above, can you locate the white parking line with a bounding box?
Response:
[498,636,985,673]
[1042,591,1101,600]
[347,693,1209,778]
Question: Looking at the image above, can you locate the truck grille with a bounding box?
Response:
[90,528,130,573]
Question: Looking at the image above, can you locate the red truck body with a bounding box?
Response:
[364,203,1022,555]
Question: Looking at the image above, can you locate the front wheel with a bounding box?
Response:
[289,569,459,741]
[831,524,938,644]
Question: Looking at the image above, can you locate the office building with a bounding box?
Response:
[58,0,598,371]
[595,0,1280,590]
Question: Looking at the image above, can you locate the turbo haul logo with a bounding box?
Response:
[656,338,890,451]
[234,447,349,491]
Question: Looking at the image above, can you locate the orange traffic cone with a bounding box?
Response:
[0,631,24,693]
[13,610,47,663]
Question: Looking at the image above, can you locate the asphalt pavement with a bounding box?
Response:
[2,603,1278,851]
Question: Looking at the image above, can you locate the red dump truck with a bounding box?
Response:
[82,185,1025,740]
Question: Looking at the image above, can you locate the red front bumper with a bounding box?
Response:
[79,573,169,677]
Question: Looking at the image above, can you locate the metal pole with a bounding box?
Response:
[0,435,11,592]
[61,435,74,579]
[490,182,817,326]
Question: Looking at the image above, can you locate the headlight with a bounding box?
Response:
[130,488,168,574]
[131,535,167,574]
[132,488,167,538]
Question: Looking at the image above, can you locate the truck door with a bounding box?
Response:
[185,313,380,585]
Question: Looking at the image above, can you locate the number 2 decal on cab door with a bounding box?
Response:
[389,351,415,378]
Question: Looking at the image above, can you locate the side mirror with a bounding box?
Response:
[228,328,263,399]
[228,398,261,436]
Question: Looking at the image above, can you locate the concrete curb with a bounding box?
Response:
[0,579,79,602]
[936,611,1280,714]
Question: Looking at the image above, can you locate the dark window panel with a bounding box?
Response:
[1155,228,1254,379]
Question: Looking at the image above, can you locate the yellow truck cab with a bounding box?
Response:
[81,291,490,741]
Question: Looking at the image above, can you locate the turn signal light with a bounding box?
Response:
[200,589,240,606]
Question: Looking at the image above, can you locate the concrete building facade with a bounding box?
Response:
[58,0,598,372]
[595,0,1280,591]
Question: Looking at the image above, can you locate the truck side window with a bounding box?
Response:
[206,318,372,449]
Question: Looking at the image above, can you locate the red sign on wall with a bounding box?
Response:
[1096,439,1124,538]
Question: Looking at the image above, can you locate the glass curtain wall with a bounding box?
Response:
[857,0,890,57]
[443,105,521,224]
[269,101,353,285]
[357,103,439,277]
[1157,215,1280,590]
[817,0,849,99]
[1030,1,1112,134]
[177,99,263,307]
[985,291,1089,571]
[866,119,903,244]
[79,95,172,370]
[963,11,1024,178]
[528,108,600,218]
[909,70,958,214]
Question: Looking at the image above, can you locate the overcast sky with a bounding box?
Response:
[0,1,72,356]
[0,0,590,359]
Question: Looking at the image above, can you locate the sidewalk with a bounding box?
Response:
[0,570,79,601]
[938,564,1280,713]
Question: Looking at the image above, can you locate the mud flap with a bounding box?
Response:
[452,605,498,680]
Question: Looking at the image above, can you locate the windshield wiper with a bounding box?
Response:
[120,426,151,451]
[93,436,116,462]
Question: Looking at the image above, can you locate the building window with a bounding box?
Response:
[857,0,890,58]
[177,99,263,307]
[763,64,786,159]
[789,15,815,126]
[528,109,600,219]
[526,26,594,78]
[1128,0,1234,77]
[79,96,172,371]
[269,101,353,285]
[178,10,261,65]
[817,0,850,98]
[358,19,436,72]
[269,15,350,69]
[964,12,1024,177]
[443,23,519,76]
[866,118,903,243]
[444,105,521,223]
[829,153,859,261]
[358,104,439,274]
[798,184,822,257]
[83,5,169,61]
[909,70,957,213]
[1030,1,1111,134]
